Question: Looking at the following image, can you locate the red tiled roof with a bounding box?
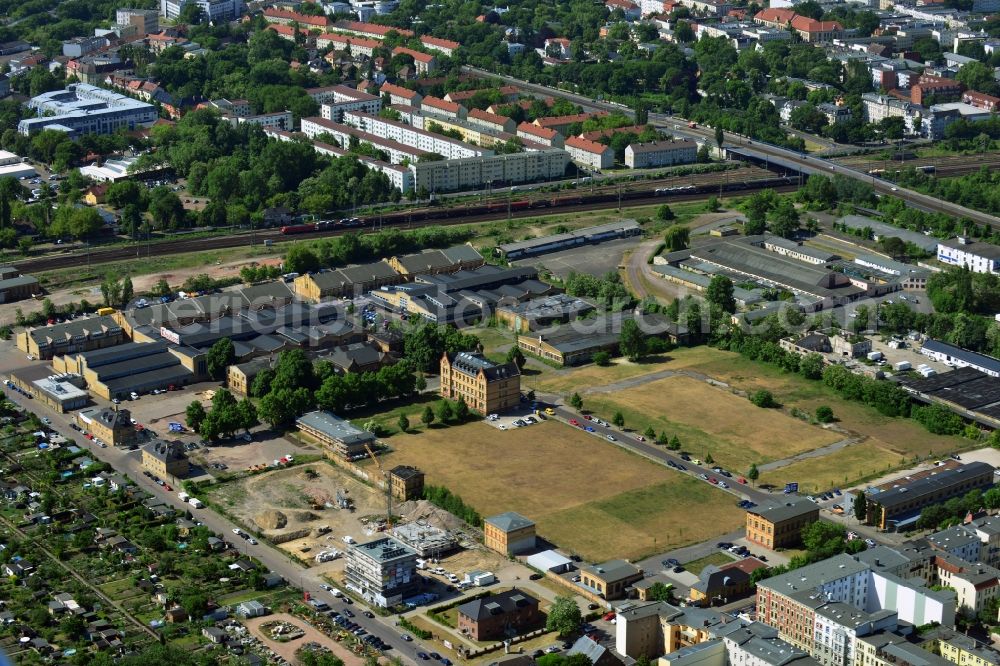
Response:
[535,111,608,128]
[754,8,796,23]
[380,82,420,99]
[422,95,460,113]
[318,33,380,50]
[517,122,558,139]
[393,46,436,63]
[469,108,513,126]
[263,8,330,27]
[565,135,610,154]
[790,15,842,32]
[420,35,460,51]
[335,20,414,38]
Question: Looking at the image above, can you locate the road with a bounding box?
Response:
[0,377,428,664]
[466,67,1000,231]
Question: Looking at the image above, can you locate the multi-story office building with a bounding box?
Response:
[344,537,418,607]
[116,8,159,35]
[19,84,157,137]
[439,351,520,414]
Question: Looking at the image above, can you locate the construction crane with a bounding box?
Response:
[364,443,393,529]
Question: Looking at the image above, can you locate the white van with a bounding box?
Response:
[342,535,355,544]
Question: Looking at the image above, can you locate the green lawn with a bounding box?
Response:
[683,552,737,575]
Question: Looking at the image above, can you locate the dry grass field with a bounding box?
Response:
[757,441,907,494]
[581,375,841,471]
[375,419,743,561]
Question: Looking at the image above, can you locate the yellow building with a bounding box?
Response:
[389,465,425,501]
[745,498,819,550]
[484,512,536,555]
[579,560,644,600]
[141,440,190,479]
[615,601,725,662]
[17,315,125,360]
[919,627,1000,666]
[76,407,137,447]
[439,351,520,415]
[293,261,401,302]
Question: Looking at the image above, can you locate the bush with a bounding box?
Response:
[815,406,834,423]
[750,390,777,408]
[593,351,612,366]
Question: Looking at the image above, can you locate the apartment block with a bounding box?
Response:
[624,139,698,169]
[343,111,488,160]
[344,537,418,607]
[409,149,569,193]
[565,135,614,170]
[319,86,381,122]
[316,33,379,57]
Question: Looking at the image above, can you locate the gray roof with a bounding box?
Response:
[567,636,614,665]
[938,237,1000,260]
[497,294,595,320]
[296,410,375,446]
[393,244,483,273]
[837,215,938,252]
[326,341,385,370]
[580,559,641,582]
[921,339,1000,375]
[0,275,39,291]
[239,281,293,305]
[144,439,187,463]
[719,621,819,666]
[457,589,539,621]
[757,554,869,597]
[339,260,398,283]
[485,511,534,532]
[28,315,122,345]
[749,498,818,524]
[869,462,995,511]
[353,536,416,562]
[927,524,981,553]
[498,219,640,255]
[447,352,519,382]
[416,265,538,293]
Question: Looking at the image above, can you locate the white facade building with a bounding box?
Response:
[19,84,157,137]
[342,111,489,160]
[624,139,698,168]
[160,0,243,21]
[936,237,1000,274]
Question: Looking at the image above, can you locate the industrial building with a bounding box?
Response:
[52,341,203,401]
[19,84,158,137]
[495,294,596,332]
[0,266,39,304]
[0,150,37,180]
[496,220,641,259]
[859,462,996,531]
[7,366,89,413]
[17,315,126,360]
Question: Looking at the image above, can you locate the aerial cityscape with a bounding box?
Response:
[1,0,1000,665]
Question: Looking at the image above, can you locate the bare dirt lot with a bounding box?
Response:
[207,462,382,562]
[367,419,743,561]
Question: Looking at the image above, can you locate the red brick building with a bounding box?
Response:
[457,590,542,641]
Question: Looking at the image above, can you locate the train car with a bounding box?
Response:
[280,224,318,235]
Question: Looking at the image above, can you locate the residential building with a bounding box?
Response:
[296,410,376,461]
[76,407,137,447]
[160,0,243,22]
[918,627,1000,666]
[468,108,516,133]
[380,82,422,107]
[445,86,518,105]
[341,111,487,159]
[912,75,964,107]
[860,462,996,530]
[141,439,189,478]
[484,512,536,555]
[344,536,418,607]
[62,35,109,59]
[421,95,464,119]
[317,33,380,57]
[534,112,608,135]
[937,237,1000,274]
[319,86,381,123]
[753,9,842,42]
[409,149,570,193]
[565,135,614,170]
[116,9,159,35]
[333,20,414,40]
[261,7,329,28]
[392,47,437,75]
[225,111,292,131]
[927,524,983,562]
[16,315,125,360]
[517,122,564,148]
[745,498,819,550]
[624,139,698,168]
[579,560,644,600]
[19,84,158,137]
[932,554,1000,617]
[689,558,767,607]
[457,590,543,640]
[568,636,625,666]
[388,466,424,501]
[439,351,520,414]
[614,601,728,661]
[961,91,1000,112]
[420,35,460,56]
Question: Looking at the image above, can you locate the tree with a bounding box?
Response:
[612,411,625,428]
[802,520,848,559]
[664,224,689,251]
[185,401,206,432]
[643,426,656,439]
[800,353,825,380]
[815,405,834,423]
[656,431,668,445]
[546,595,583,638]
[397,414,410,433]
[436,400,453,424]
[153,279,171,297]
[667,435,681,450]
[570,393,583,410]
[0,177,25,229]
[284,244,320,274]
[506,345,526,369]
[747,463,759,487]
[41,298,55,319]
[421,405,435,427]
[769,198,800,238]
[715,126,724,152]
[454,397,469,422]
[706,275,736,313]
[854,492,868,523]
[620,319,645,362]
[647,582,674,602]
[704,452,714,464]
[593,351,612,366]
[206,337,235,381]
[706,196,720,212]
[657,205,676,222]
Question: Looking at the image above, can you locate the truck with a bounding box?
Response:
[473,572,496,586]
[188,497,204,509]
[97,307,115,316]
[867,351,883,361]
[177,491,190,503]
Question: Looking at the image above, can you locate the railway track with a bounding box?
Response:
[832,152,1000,178]
[15,169,790,274]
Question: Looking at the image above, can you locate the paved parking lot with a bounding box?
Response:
[483,405,548,431]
